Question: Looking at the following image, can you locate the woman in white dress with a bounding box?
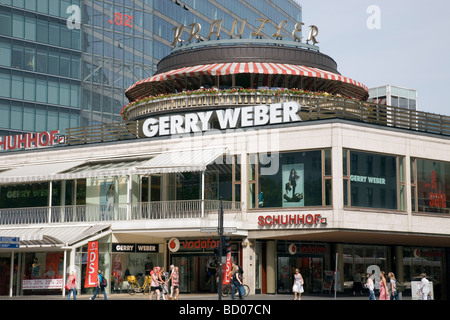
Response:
[292,268,304,300]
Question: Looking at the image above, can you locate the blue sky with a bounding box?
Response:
[300,0,450,115]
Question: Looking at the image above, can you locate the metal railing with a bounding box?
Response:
[65,121,139,145]
[66,93,450,146]
[0,200,243,226]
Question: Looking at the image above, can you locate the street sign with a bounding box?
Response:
[200,227,218,233]
[0,237,20,249]
[200,227,237,234]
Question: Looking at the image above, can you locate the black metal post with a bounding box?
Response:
[218,199,223,300]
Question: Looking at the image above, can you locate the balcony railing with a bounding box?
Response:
[0,200,243,226]
[65,92,450,146]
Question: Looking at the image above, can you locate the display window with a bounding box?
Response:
[411,158,449,214]
[110,252,163,292]
[0,182,50,208]
[403,247,444,300]
[249,149,331,209]
[343,245,388,292]
[343,149,405,210]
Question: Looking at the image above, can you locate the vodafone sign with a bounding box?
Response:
[168,238,180,252]
[168,238,220,252]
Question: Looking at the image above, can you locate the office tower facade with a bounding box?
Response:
[0,0,303,137]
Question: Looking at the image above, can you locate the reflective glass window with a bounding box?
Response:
[414,158,449,214]
[10,103,23,130]
[0,102,10,128]
[24,17,36,41]
[0,71,11,98]
[348,151,398,210]
[252,150,323,208]
[0,41,10,67]
[0,12,11,36]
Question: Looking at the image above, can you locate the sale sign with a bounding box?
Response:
[84,241,98,288]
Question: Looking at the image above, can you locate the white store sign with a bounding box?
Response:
[141,102,302,138]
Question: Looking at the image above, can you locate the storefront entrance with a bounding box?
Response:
[277,255,324,294]
[168,237,239,294]
[171,255,220,293]
[276,242,328,294]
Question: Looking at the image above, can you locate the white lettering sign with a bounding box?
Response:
[350,175,386,185]
[142,102,301,138]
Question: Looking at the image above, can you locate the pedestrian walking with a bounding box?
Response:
[159,266,169,300]
[168,264,175,299]
[292,268,304,300]
[230,263,243,300]
[66,270,77,300]
[149,266,162,300]
[379,271,389,300]
[419,273,431,300]
[170,266,180,300]
[388,272,399,300]
[90,269,107,300]
[366,273,375,300]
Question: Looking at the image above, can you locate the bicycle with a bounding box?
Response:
[127,274,151,295]
[221,282,250,297]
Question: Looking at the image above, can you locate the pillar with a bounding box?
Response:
[266,240,276,294]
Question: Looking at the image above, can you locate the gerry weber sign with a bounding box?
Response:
[141,101,302,138]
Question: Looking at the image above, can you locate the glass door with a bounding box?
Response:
[171,256,191,293]
[277,255,324,294]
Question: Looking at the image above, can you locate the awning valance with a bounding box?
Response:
[125,62,368,101]
[0,148,228,184]
[0,224,110,249]
[0,161,84,184]
[135,147,228,174]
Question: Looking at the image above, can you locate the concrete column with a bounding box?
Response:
[395,246,404,281]
[241,238,255,294]
[266,240,276,294]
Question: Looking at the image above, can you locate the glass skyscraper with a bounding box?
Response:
[0,0,302,136]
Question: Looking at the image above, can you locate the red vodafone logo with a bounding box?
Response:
[288,243,297,255]
[168,238,180,252]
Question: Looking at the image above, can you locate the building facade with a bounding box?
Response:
[369,84,417,111]
[0,6,449,301]
[0,0,302,136]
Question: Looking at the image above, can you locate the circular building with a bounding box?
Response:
[122,39,368,121]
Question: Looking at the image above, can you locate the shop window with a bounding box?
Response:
[0,182,49,208]
[249,149,328,209]
[343,245,388,291]
[343,149,405,211]
[51,180,74,206]
[411,158,449,214]
[402,246,444,299]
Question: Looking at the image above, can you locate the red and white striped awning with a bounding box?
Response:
[126,62,368,101]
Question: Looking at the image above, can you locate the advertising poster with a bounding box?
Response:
[282,164,304,207]
[222,251,232,284]
[84,241,98,288]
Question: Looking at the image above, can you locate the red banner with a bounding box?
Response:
[84,241,98,288]
[222,251,232,284]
